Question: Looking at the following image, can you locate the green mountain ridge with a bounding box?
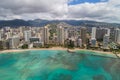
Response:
[0,19,119,28]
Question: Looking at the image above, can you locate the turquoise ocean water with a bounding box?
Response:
[0,50,120,80]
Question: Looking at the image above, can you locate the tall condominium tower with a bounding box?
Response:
[43,26,49,44]
[0,32,1,40]
[106,28,110,36]
[91,27,96,47]
[64,29,68,40]
[57,26,64,45]
[9,36,20,49]
[96,28,110,41]
[77,38,82,47]
[24,30,31,42]
[103,34,109,49]
[80,27,87,45]
[91,27,96,39]
[113,28,120,44]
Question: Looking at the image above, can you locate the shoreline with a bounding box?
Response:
[0,47,112,54]
[0,47,119,57]
[0,47,68,53]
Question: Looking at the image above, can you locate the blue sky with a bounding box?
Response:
[69,0,108,5]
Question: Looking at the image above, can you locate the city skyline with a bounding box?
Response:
[0,24,120,51]
[0,0,120,23]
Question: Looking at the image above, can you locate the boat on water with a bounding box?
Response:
[67,49,75,53]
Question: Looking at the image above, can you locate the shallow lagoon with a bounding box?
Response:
[0,50,120,80]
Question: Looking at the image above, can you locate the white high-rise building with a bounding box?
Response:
[103,34,109,49]
[117,31,120,44]
[57,26,64,45]
[9,36,20,49]
[24,30,31,42]
[106,28,110,36]
[78,38,82,47]
[91,27,96,47]
[0,32,1,40]
[42,26,49,44]
[91,27,96,39]
[91,38,96,47]
[113,28,120,43]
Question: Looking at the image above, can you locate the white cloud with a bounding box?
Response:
[0,0,120,23]
[0,0,68,19]
[67,0,120,23]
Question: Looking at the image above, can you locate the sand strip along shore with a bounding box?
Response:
[0,47,112,54]
[0,47,119,57]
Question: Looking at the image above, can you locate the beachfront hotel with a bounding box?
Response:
[24,30,32,42]
[80,27,87,46]
[90,27,97,47]
[57,26,65,45]
[42,25,49,45]
[113,28,120,44]
[103,34,110,49]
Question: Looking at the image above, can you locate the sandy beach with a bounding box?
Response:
[0,47,68,53]
[0,47,120,57]
[0,47,112,54]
